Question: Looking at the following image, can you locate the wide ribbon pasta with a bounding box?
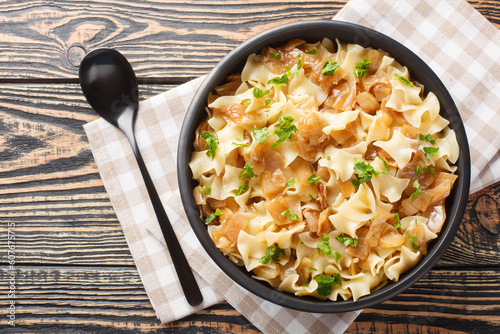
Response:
[190,38,459,302]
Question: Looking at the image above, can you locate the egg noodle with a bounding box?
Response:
[189,38,459,301]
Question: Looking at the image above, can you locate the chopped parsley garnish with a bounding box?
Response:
[281,209,300,221]
[233,184,249,196]
[253,86,270,98]
[321,61,340,76]
[351,158,387,187]
[308,174,321,187]
[205,208,222,225]
[393,213,401,230]
[198,185,211,197]
[260,243,286,264]
[379,157,390,174]
[271,115,298,148]
[271,52,280,59]
[297,54,302,70]
[392,73,414,87]
[419,133,436,145]
[286,177,295,187]
[408,234,420,250]
[306,49,318,55]
[326,156,331,161]
[317,233,342,263]
[240,163,258,180]
[409,179,422,200]
[299,270,309,286]
[335,234,359,247]
[252,125,271,143]
[268,73,289,87]
[308,194,317,201]
[354,58,371,78]
[265,98,272,107]
[232,138,250,147]
[284,65,299,78]
[423,146,440,159]
[416,165,435,176]
[241,98,250,105]
[308,267,317,271]
[314,273,342,297]
[201,132,218,160]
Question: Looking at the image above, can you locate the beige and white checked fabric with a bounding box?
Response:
[83,0,500,333]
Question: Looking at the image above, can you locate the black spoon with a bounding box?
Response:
[79,48,203,307]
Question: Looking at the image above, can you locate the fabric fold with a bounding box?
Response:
[84,0,500,333]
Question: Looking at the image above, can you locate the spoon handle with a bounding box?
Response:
[127,133,203,307]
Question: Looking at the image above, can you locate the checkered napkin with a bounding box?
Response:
[83,0,500,333]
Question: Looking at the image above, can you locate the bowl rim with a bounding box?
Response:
[178,19,471,313]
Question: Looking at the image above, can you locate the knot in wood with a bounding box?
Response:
[67,45,86,67]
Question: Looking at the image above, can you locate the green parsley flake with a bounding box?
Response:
[268,73,289,87]
[354,58,372,78]
[205,208,222,225]
[253,86,270,98]
[308,174,321,187]
[408,234,420,250]
[297,54,302,70]
[379,157,390,174]
[260,243,286,264]
[419,133,436,145]
[299,270,309,286]
[423,146,440,159]
[392,73,414,87]
[233,184,249,196]
[409,179,423,200]
[241,98,250,105]
[351,158,379,187]
[308,194,317,201]
[416,165,436,176]
[252,125,271,143]
[326,156,331,161]
[232,138,250,147]
[272,115,298,148]
[240,163,258,180]
[306,49,318,55]
[335,234,359,247]
[281,209,300,221]
[393,213,401,230]
[286,177,295,187]
[317,233,342,263]
[272,52,280,59]
[322,61,340,76]
[201,132,218,160]
[308,267,317,271]
[265,98,272,107]
[198,185,211,197]
[314,273,341,297]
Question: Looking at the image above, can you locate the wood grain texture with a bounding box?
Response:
[0,84,498,267]
[0,266,498,333]
[0,0,499,333]
[0,0,497,81]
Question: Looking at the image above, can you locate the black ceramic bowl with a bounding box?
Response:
[178,20,470,313]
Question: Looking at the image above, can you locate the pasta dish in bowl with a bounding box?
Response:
[178,20,470,312]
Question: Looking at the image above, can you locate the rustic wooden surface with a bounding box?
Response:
[0,1,499,333]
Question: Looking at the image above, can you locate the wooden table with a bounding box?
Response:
[1,1,499,333]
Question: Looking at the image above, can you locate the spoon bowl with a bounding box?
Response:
[79,48,138,128]
[79,48,203,307]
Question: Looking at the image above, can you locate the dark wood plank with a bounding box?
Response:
[1,83,499,268]
[1,266,498,333]
[0,84,170,266]
[0,0,346,80]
